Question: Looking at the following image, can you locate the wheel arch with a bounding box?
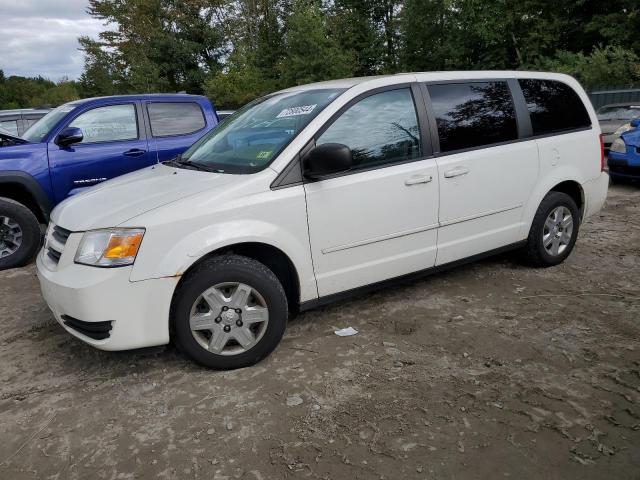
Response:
[0,172,52,223]
[173,241,302,318]
[520,168,587,239]
[549,180,584,219]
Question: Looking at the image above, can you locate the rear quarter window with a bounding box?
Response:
[148,102,206,137]
[518,79,591,135]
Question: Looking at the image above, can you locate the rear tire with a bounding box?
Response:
[0,197,41,271]
[172,254,288,370]
[522,192,580,268]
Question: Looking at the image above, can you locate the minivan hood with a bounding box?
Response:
[52,164,239,231]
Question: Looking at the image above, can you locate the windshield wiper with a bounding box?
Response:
[163,154,211,172]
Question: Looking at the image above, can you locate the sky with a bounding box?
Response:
[0,0,104,81]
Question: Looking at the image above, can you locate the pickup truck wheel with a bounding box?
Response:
[0,197,41,270]
[522,192,580,267]
[172,254,288,370]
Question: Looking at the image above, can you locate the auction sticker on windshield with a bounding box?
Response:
[276,104,317,118]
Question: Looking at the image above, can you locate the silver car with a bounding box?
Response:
[0,107,51,137]
[597,103,640,152]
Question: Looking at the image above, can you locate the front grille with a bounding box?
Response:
[46,248,61,263]
[62,315,113,340]
[46,224,72,266]
[52,225,71,244]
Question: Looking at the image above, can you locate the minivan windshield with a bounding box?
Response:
[22,104,77,142]
[181,88,345,173]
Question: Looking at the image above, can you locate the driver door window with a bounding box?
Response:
[317,88,422,170]
[68,104,138,144]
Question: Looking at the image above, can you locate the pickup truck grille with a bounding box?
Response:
[46,224,71,266]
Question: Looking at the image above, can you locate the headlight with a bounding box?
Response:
[75,228,145,267]
[614,123,633,137]
[610,137,627,154]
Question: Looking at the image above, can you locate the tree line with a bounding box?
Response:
[2,0,639,110]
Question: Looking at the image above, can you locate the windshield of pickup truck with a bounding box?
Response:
[22,104,77,142]
[181,88,345,173]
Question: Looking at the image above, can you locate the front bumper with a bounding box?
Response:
[36,242,179,351]
[608,148,640,178]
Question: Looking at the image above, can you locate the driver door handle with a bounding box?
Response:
[405,174,433,186]
[123,148,147,157]
[444,166,469,178]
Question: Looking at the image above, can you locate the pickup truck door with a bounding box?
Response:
[47,102,151,202]
[144,100,214,163]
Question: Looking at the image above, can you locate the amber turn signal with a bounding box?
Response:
[104,233,144,259]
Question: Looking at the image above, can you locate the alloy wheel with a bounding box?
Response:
[542,206,573,256]
[0,216,22,259]
[189,282,269,356]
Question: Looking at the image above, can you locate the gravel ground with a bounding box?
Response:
[0,184,639,480]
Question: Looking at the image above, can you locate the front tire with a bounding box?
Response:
[172,255,288,369]
[0,197,41,271]
[522,192,580,267]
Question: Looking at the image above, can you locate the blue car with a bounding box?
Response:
[608,118,640,183]
[0,94,219,269]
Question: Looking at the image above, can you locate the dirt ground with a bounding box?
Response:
[0,184,639,480]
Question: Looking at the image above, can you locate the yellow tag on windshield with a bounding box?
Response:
[256,150,272,160]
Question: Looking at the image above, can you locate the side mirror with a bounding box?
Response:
[630,118,640,128]
[302,143,353,179]
[56,127,83,147]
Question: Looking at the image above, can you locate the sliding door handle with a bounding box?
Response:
[443,166,469,178]
[405,174,433,186]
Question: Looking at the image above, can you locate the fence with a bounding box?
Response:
[588,87,640,110]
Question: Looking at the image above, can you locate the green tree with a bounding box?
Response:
[0,74,79,109]
[74,0,640,105]
[400,0,640,74]
[204,57,276,108]
[536,45,640,89]
[330,0,385,76]
[78,36,121,97]
[234,0,288,77]
[372,0,403,71]
[278,0,354,87]
[400,0,463,70]
[82,0,229,94]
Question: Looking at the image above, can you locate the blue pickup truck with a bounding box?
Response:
[0,94,219,270]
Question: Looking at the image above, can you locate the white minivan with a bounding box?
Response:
[37,72,609,369]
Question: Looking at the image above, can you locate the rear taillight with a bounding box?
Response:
[599,134,605,172]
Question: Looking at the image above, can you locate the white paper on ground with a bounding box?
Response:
[334,327,358,337]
